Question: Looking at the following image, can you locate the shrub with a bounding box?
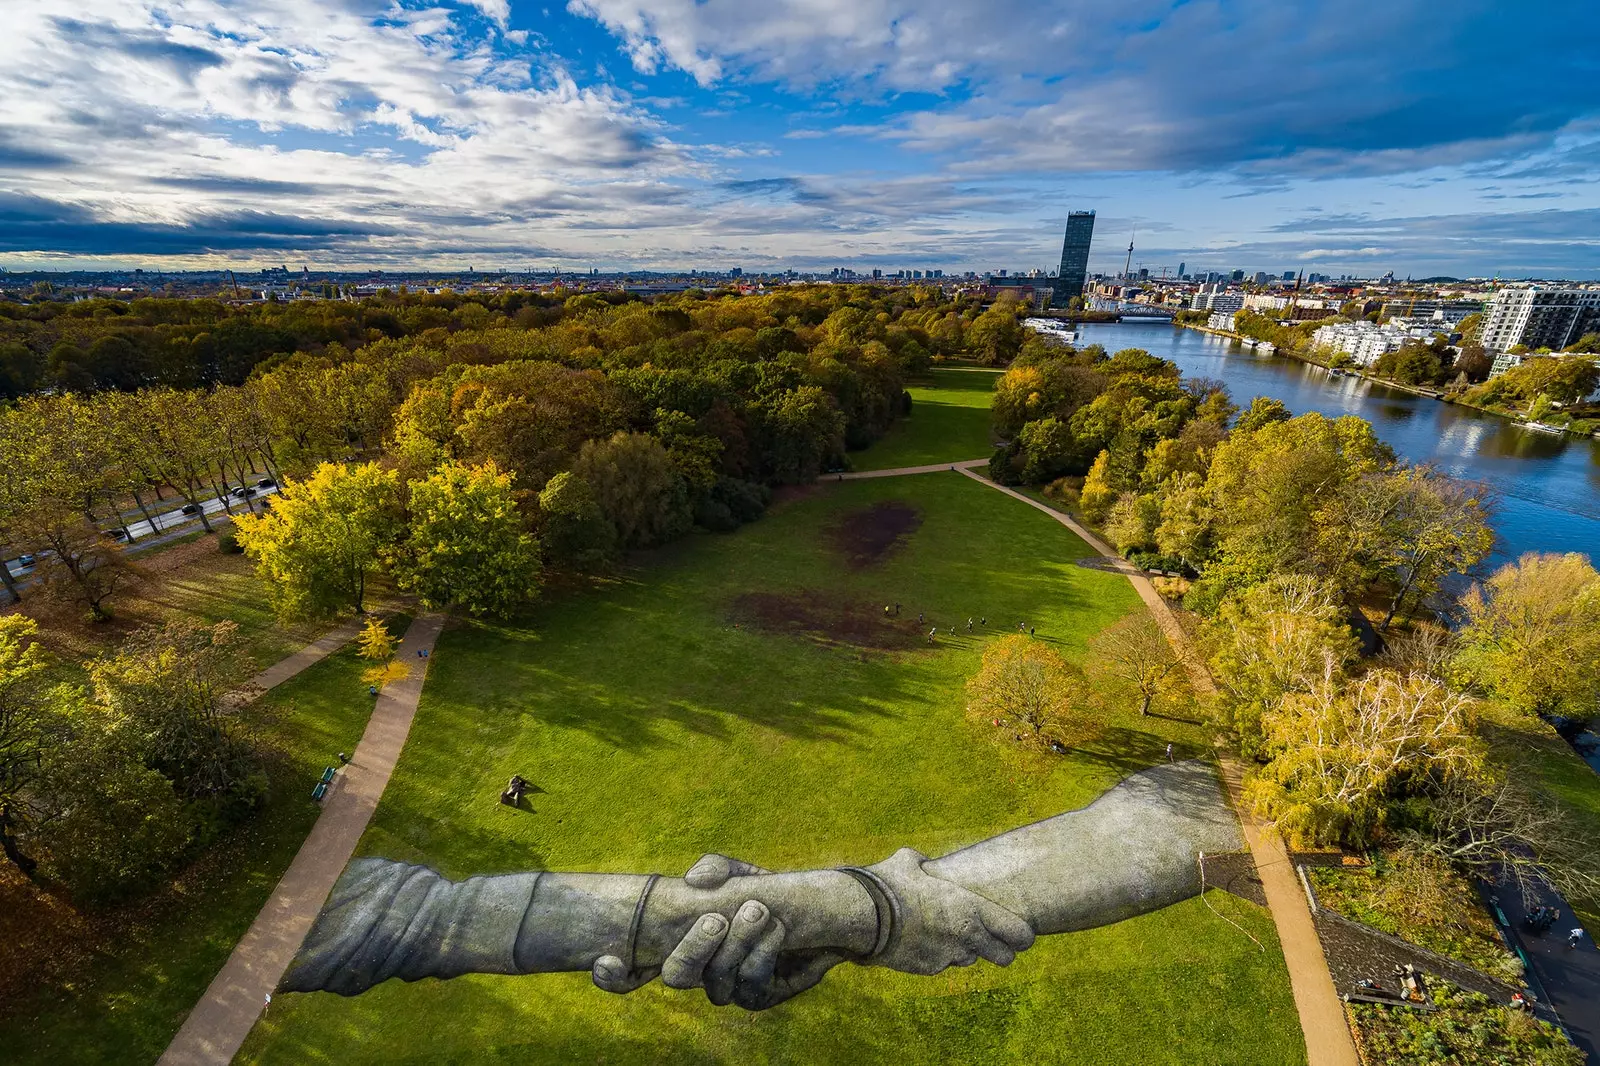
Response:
[217,531,243,554]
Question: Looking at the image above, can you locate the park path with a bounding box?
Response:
[850,462,1357,1066]
[157,612,446,1066]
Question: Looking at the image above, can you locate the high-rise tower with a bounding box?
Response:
[1055,211,1095,303]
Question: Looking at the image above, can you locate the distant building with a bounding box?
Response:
[1054,211,1095,303]
[1480,287,1600,352]
[1207,311,1237,331]
[1378,298,1481,324]
[1178,262,1186,277]
[1253,271,1270,285]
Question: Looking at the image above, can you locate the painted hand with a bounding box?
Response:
[862,847,1035,975]
[590,854,845,1010]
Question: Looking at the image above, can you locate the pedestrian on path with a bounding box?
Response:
[1166,743,1174,763]
[1569,928,1585,949]
[967,618,974,632]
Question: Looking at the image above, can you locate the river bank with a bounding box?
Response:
[1178,323,1599,440]
[1071,321,1600,563]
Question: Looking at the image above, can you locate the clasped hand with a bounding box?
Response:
[591,849,1034,1010]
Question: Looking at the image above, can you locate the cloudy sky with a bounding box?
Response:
[2,0,1598,276]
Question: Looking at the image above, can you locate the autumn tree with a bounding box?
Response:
[1247,665,1483,847]
[1451,552,1600,720]
[391,460,541,617]
[235,461,403,619]
[965,635,1094,750]
[0,616,52,877]
[1205,575,1361,756]
[1087,613,1183,717]
[358,618,397,661]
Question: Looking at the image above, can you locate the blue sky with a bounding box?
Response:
[2,0,1598,276]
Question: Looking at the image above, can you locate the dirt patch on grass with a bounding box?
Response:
[827,501,923,568]
[729,590,923,650]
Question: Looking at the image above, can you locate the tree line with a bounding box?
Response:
[0,284,1033,903]
[988,340,1600,902]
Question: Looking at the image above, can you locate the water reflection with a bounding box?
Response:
[1074,322,1600,563]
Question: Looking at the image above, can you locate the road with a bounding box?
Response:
[3,483,279,577]
[1491,879,1597,1060]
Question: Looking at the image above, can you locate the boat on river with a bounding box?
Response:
[1516,420,1566,435]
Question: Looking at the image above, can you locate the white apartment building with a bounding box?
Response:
[1311,320,1444,367]
[1480,287,1600,352]
[1207,311,1237,331]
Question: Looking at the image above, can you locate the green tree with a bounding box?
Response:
[1017,416,1076,483]
[90,621,263,812]
[34,702,194,904]
[571,433,692,550]
[235,461,403,618]
[968,304,1025,365]
[1088,614,1183,717]
[537,470,616,571]
[392,461,541,617]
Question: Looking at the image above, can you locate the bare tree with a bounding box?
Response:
[1407,772,1600,906]
[1089,614,1182,717]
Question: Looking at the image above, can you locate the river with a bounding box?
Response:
[1071,321,1600,565]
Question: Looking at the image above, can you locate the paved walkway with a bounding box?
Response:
[941,464,1360,1066]
[837,458,989,480]
[158,613,446,1066]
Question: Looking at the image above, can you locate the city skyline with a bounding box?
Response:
[1,1,1598,276]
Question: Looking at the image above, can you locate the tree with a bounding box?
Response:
[1017,416,1077,483]
[90,621,263,812]
[359,618,397,661]
[1234,396,1291,432]
[235,462,404,619]
[571,433,692,550]
[392,460,541,617]
[1205,576,1360,756]
[968,304,1025,365]
[965,635,1095,750]
[1088,614,1183,717]
[0,616,52,877]
[1409,771,1600,905]
[1451,552,1600,720]
[33,706,194,904]
[537,470,616,571]
[1247,665,1483,847]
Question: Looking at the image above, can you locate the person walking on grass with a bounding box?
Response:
[967,618,974,632]
[1166,743,1174,764]
[928,627,937,645]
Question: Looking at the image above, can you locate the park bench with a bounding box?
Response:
[312,765,337,801]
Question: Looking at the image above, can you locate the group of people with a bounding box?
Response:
[881,605,1040,646]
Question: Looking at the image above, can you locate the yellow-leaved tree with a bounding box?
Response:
[966,635,1096,752]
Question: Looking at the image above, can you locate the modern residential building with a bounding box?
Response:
[1054,211,1095,303]
[1311,319,1445,367]
[1480,287,1600,352]
[1207,311,1237,331]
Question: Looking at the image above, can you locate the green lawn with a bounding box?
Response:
[851,368,1000,471]
[240,474,1304,1065]
[1,624,404,1064]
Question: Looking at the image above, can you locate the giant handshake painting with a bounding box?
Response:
[284,760,1245,1009]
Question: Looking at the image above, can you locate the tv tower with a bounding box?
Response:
[1123,230,1135,279]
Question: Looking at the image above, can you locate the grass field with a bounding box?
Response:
[850,367,1000,471]
[0,620,406,1064]
[239,473,1305,1065]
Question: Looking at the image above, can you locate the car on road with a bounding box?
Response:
[181,502,201,515]
[232,486,257,499]
[17,554,35,568]
[106,528,129,542]
[257,477,276,489]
